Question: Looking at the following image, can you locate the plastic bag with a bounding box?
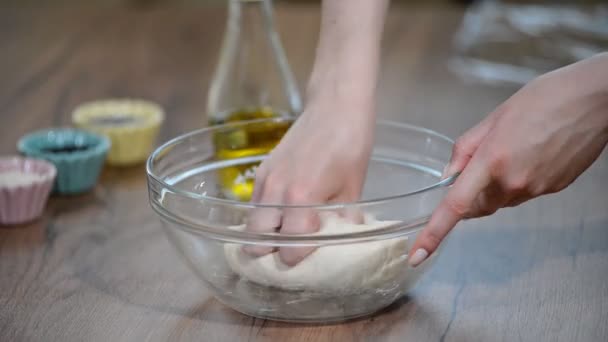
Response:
[449,1,608,86]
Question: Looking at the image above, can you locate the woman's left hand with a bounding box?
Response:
[408,53,608,267]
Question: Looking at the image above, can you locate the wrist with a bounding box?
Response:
[306,57,378,115]
[554,53,608,134]
[307,76,375,107]
[574,53,608,129]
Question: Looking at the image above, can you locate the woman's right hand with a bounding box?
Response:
[241,0,389,266]
[244,95,375,266]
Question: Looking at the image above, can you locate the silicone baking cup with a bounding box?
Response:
[72,99,164,166]
[18,129,110,194]
[0,156,56,225]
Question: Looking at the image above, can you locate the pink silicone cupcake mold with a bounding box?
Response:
[0,156,56,225]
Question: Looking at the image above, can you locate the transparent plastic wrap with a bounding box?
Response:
[449,1,608,86]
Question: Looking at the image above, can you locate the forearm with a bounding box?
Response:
[307,0,389,112]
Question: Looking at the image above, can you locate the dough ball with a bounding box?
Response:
[223,213,409,293]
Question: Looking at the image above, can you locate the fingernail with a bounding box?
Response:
[408,248,429,267]
[441,163,451,180]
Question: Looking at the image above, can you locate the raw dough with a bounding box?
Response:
[223,213,410,293]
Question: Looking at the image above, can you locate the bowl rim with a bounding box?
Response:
[153,198,434,245]
[146,118,459,243]
[146,118,458,209]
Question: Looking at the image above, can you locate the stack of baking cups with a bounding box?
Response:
[2,98,164,225]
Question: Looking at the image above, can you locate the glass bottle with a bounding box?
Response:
[207,0,302,201]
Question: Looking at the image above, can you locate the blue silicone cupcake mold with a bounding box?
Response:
[18,129,110,194]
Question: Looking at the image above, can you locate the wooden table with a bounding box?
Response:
[1,3,607,342]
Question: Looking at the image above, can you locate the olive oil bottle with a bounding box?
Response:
[207,0,301,201]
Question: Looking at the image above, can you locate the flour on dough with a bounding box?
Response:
[223,213,409,293]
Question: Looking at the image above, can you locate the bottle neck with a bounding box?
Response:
[227,0,275,33]
[226,0,302,115]
[207,0,302,117]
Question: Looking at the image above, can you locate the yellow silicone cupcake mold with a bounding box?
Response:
[72,99,164,166]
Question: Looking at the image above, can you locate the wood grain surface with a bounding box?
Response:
[0,3,607,342]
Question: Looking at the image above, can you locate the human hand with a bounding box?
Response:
[240,0,387,266]
[245,97,375,265]
[408,53,608,267]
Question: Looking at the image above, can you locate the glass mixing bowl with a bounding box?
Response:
[146,118,456,323]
